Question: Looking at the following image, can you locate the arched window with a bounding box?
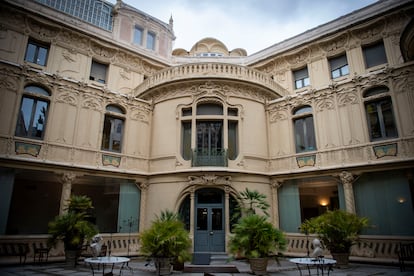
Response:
[293,105,316,153]
[15,85,50,139]
[363,86,398,141]
[101,104,125,152]
[180,101,239,166]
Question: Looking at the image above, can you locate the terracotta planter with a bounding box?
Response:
[249,257,268,275]
[331,252,350,267]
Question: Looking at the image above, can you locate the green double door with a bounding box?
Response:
[194,189,225,252]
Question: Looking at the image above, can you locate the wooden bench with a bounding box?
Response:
[0,243,29,264]
[398,242,414,271]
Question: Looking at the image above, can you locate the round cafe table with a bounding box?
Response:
[289,257,336,276]
[84,256,130,276]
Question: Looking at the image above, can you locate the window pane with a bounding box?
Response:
[197,103,223,115]
[294,106,312,115]
[134,26,143,45]
[25,43,36,63]
[147,32,155,50]
[331,69,340,79]
[341,65,349,76]
[366,102,382,139]
[197,208,208,230]
[329,54,348,70]
[24,86,50,96]
[32,100,48,138]
[294,116,316,152]
[102,116,124,152]
[363,42,387,68]
[228,121,238,160]
[16,97,35,136]
[37,47,48,66]
[90,61,107,83]
[381,101,398,138]
[294,67,308,79]
[212,208,223,230]
[182,122,192,160]
[303,77,310,87]
[295,80,303,89]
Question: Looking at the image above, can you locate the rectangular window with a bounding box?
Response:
[146,31,156,50]
[134,26,143,45]
[363,41,387,68]
[25,40,49,66]
[294,116,316,153]
[15,96,49,139]
[329,54,349,79]
[365,98,398,140]
[293,67,310,89]
[89,60,108,84]
[228,121,238,160]
[101,116,124,152]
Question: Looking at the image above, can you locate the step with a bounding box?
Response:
[183,264,239,273]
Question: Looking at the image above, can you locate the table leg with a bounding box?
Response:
[88,263,95,276]
[295,264,303,276]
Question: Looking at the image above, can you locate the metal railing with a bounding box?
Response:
[192,149,228,167]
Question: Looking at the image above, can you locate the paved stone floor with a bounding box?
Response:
[0,257,412,275]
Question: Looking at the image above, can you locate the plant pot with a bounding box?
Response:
[331,252,350,268]
[154,257,173,275]
[249,257,268,275]
[65,249,78,267]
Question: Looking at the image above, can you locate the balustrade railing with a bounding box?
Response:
[133,63,287,98]
[192,148,228,167]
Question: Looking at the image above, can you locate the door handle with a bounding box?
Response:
[209,231,214,235]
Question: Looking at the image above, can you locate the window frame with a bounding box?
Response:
[15,85,51,140]
[363,86,398,141]
[133,25,143,45]
[24,39,50,66]
[293,67,310,89]
[146,31,156,50]
[362,41,387,69]
[89,60,108,84]
[101,105,125,153]
[292,105,317,153]
[329,54,349,79]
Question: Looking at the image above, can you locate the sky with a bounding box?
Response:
[108,0,378,55]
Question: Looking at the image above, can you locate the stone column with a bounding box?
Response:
[138,181,148,231]
[189,187,195,250]
[271,180,283,228]
[339,171,356,214]
[58,172,77,215]
[224,186,230,251]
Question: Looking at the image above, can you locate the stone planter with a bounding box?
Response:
[154,257,173,275]
[331,252,350,268]
[249,257,268,275]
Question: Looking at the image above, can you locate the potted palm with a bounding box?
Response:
[300,209,369,266]
[229,188,286,275]
[139,210,192,275]
[48,195,98,266]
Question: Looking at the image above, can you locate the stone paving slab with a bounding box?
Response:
[0,257,412,275]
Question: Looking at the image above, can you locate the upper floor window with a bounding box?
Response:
[363,86,398,141]
[101,105,125,152]
[293,105,316,153]
[134,26,143,45]
[15,85,50,139]
[363,41,387,68]
[25,39,49,66]
[90,60,108,84]
[329,54,349,79]
[146,31,156,50]
[293,67,310,89]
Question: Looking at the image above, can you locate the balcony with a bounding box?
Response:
[192,149,228,167]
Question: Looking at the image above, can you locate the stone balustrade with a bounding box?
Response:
[133,62,288,98]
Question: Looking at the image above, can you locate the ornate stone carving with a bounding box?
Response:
[56,91,79,106]
[82,95,103,111]
[319,33,349,54]
[188,174,231,185]
[269,109,288,123]
[316,98,335,112]
[337,91,359,106]
[27,17,60,40]
[285,47,310,65]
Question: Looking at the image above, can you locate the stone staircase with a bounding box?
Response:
[184,253,238,273]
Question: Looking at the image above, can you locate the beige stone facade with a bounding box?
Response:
[0,0,413,263]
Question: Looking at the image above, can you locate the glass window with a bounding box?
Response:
[101,105,125,152]
[146,31,156,50]
[197,103,223,115]
[90,60,108,84]
[329,54,349,79]
[25,40,49,66]
[181,121,192,160]
[134,26,143,45]
[293,67,310,89]
[293,106,316,153]
[15,86,50,139]
[228,121,238,160]
[363,87,398,141]
[363,41,387,68]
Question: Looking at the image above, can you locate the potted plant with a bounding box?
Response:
[300,209,369,266]
[229,188,286,275]
[48,195,98,266]
[139,210,192,275]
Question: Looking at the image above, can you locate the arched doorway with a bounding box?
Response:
[194,188,225,252]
